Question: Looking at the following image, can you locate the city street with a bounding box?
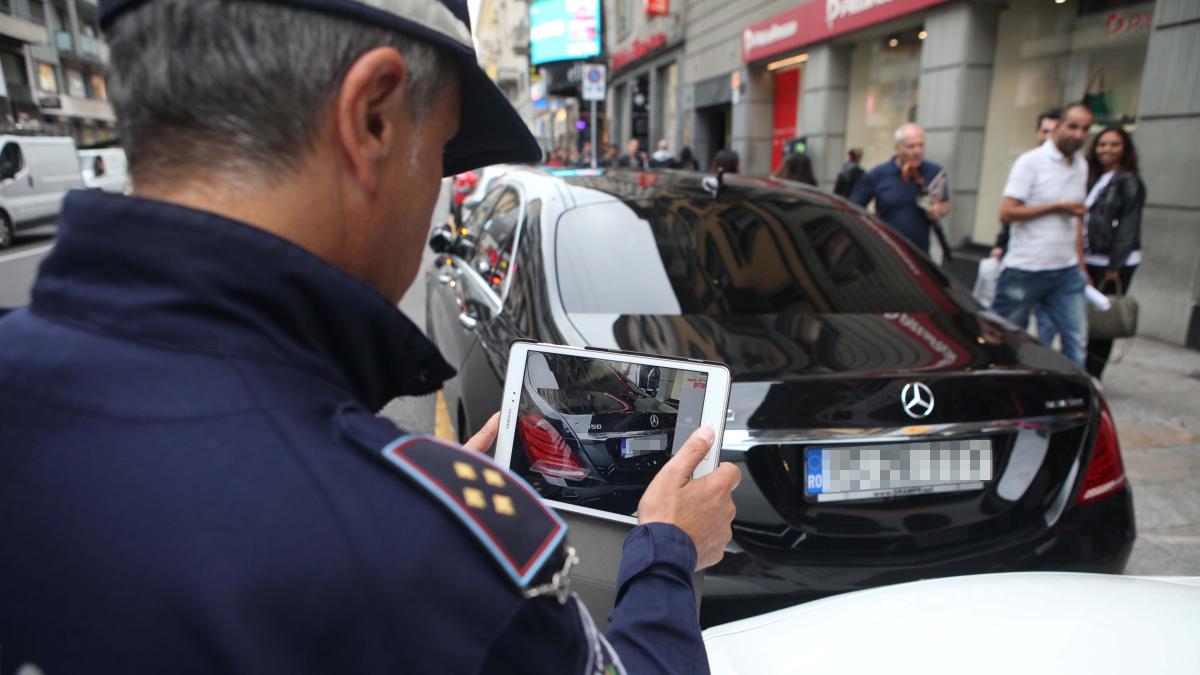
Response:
[3,184,1194,578]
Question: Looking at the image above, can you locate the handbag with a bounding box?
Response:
[1088,278,1138,339]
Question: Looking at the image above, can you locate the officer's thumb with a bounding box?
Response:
[660,427,716,486]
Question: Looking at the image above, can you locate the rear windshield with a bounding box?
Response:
[555,193,961,316]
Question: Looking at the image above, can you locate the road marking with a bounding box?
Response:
[0,243,54,264]
[436,391,455,442]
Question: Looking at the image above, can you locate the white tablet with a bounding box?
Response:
[494,341,731,526]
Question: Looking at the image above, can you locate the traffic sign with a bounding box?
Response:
[582,64,607,101]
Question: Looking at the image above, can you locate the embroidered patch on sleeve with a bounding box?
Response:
[378,434,568,590]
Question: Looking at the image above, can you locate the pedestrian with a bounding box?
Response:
[618,138,648,169]
[850,123,951,256]
[1083,125,1145,379]
[992,108,1062,344]
[711,148,740,174]
[677,146,700,171]
[599,142,619,167]
[650,138,676,168]
[991,103,1094,367]
[775,152,817,186]
[992,109,1061,259]
[577,140,593,167]
[833,147,864,197]
[0,1,740,673]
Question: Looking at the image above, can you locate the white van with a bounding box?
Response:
[0,135,85,249]
[79,147,130,194]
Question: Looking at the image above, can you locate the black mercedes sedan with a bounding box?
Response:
[425,167,1135,625]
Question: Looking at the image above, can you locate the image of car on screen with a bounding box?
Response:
[513,352,697,515]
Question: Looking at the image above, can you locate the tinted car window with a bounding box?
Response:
[469,187,521,295]
[556,195,957,315]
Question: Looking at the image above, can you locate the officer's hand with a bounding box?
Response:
[637,427,741,570]
[464,412,500,454]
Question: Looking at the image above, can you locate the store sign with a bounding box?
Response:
[645,0,669,16]
[1107,11,1153,38]
[530,0,602,66]
[741,0,951,63]
[610,32,668,72]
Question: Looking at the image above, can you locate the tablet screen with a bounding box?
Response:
[514,350,710,517]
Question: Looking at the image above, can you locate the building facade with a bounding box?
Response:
[673,0,1197,349]
[0,0,116,145]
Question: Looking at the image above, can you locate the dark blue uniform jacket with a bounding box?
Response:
[0,190,707,674]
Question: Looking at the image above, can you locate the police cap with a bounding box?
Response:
[97,0,543,176]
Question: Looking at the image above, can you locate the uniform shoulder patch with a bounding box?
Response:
[378,434,568,590]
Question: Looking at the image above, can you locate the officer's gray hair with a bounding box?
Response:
[106,0,459,187]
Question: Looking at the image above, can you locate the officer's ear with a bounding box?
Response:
[334,47,412,195]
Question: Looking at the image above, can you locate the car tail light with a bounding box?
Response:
[1077,398,1127,505]
[517,413,589,482]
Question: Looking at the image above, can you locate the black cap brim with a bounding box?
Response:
[444,58,542,177]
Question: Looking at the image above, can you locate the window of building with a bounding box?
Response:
[0,0,12,15]
[844,28,923,170]
[29,0,45,24]
[617,0,631,39]
[0,52,27,89]
[37,63,58,93]
[66,69,86,98]
[90,74,107,100]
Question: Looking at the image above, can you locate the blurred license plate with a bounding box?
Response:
[804,440,993,503]
[621,435,668,458]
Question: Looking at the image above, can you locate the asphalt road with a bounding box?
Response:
[0,225,57,307]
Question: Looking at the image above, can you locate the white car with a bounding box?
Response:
[703,572,1200,675]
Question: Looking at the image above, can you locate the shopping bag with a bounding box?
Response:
[973,257,1001,307]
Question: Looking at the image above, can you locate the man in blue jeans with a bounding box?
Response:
[993,104,1093,367]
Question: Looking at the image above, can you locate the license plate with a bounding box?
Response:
[804,440,993,503]
[620,435,668,459]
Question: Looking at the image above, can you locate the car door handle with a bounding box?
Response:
[458,312,478,330]
[26,175,33,187]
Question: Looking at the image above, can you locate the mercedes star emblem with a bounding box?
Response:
[901,382,935,419]
[650,414,659,428]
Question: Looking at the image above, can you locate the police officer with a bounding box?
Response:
[0,1,741,673]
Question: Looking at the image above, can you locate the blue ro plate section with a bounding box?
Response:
[803,440,993,503]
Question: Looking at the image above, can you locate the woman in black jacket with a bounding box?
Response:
[1083,125,1145,379]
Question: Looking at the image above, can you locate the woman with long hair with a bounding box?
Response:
[775,153,817,186]
[710,148,740,174]
[1083,125,1145,379]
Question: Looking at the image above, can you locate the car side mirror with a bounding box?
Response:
[429,228,454,254]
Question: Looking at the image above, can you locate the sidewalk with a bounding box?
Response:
[1102,337,1200,575]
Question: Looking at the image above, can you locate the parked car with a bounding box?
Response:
[425,167,1135,625]
[516,350,680,516]
[703,572,1200,675]
[0,135,85,249]
[79,147,130,194]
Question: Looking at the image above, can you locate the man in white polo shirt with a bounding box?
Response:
[992,103,1093,367]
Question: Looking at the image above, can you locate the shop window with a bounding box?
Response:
[845,27,923,168]
[972,0,1153,246]
[37,63,58,93]
[66,69,86,98]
